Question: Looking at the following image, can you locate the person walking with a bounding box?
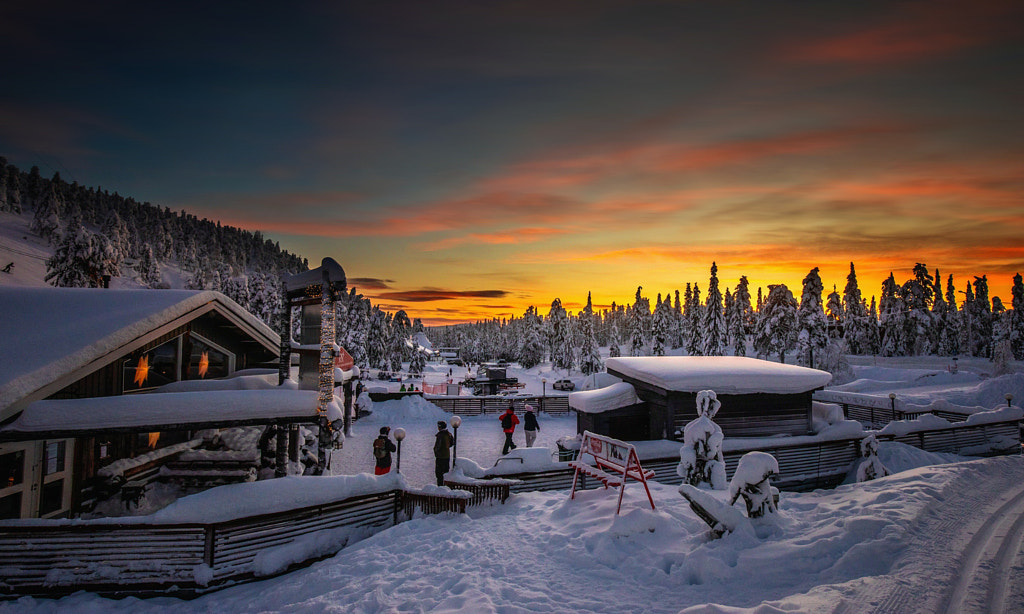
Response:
[499,405,520,455]
[372,426,397,475]
[434,420,454,486]
[523,404,540,448]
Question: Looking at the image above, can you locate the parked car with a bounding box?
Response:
[552,379,575,391]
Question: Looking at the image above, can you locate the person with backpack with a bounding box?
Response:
[434,420,454,485]
[499,405,520,455]
[373,426,397,475]
[523,404,540,448]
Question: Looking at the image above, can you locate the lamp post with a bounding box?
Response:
[394,427,406,474]
[1006,393,1013,407]
[450,415,462,471]
[889,393,897,422]
[542,377,547,413]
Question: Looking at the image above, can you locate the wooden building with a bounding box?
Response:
[0,288,285,520]
[573,357,832,441]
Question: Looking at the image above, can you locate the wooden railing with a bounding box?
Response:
[444,480,512,505]
[425,395,571,415]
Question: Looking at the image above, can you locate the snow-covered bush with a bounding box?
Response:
[992,340,1014,376]
[819,338,854,385]
[728,451,779,518]
[856,434,890,482]
[677,390,726,490]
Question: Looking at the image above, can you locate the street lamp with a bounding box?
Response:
[450,415,462,471]
[1006,393,1014,407]
[889,393,897,421]
[542,377,547,413]
[394,427,406,474]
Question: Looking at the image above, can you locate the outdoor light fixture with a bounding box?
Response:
[542,377,547,412]
[394,427,406,473]
[450,415,462,470]
[1006,393,1013,407]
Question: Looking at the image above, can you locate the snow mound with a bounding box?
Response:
[364,395,450,423]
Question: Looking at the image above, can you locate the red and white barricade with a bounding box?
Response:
[569,431,656,515]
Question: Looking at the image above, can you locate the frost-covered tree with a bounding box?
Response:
[608,321,622,358]
[686,283,703,356]
[902,264,935,356]
[940,275,961,357]
[31,185,62,244]
[702,262,727,356]
[879,273,904,356]
[929,269,946,355]
[820,338,855,385]
[753,284,798,363]
[519,306,547,369]
[628,287,650,357]
[389,310,411,372]
[856,435,889,482]
[797,267,829,368]
[825,285,843,339]
[651,293,671,356]
[547,298,574,370]
[969,275,992,358]
[1011,273,1024,360]
[44,224,118,288]
[730,276,752,357]
[578,292,604,374]
[136,244,162,288]
[676,390,726,490]
[409,343,427,376]
[843,263,869,354]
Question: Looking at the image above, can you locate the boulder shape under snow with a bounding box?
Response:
[605,356,832,394]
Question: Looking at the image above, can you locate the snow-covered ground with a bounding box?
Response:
[4,359,1024,613]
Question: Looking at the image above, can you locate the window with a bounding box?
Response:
[0,449,24,488]
[39,479,64,517]
[186,336,231,380]
[124,337,180,392]
[0,493,22,520]
[44,441,65,476]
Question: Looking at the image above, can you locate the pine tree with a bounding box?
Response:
[868,297,881,355]
[730,276,751,356]
[686,283,703,356]
[519,306,547,369]
[137,244,162,288]
[797,267,829,368]
[578,292,604,374]
[672,289,683,348]
[753,284,798,363]
[702,262,726,356]
[879,273,905,356]
[843,263,868,354]
[651,294,671,356]
[548,298,574,370]
[970,275,992,358]
[31,185,62,244]
[1011,273,1024,360]
[929,269,946,355]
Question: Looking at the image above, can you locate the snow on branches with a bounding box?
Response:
[677,390,726,490]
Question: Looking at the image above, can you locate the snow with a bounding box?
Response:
[281,257,345,292]
[1,389,323,434]
[605,356,833,394]
[568,382,640,414]
[4,357,1024,612]
[0,286,278,418]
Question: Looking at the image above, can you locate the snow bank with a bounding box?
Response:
[568,382,639,414]
[454,447,565,477]
[153,472,407,524]
[156,373,280,393]
[364,395,450,423]
[606,356,832,394]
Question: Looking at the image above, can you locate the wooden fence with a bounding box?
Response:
[425,395,571,415]
[0,488,464,599]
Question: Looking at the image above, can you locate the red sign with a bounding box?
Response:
[334,346,354,371]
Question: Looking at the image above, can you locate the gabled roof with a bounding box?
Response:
[0,287,280,419]
[605,356,832,395]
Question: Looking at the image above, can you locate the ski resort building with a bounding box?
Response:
[0,287,295,520]
[571,356,832,441]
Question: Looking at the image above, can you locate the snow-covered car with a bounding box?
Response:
[552,379,575,391]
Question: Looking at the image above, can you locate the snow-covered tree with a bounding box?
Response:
[728,451,779,518]
[940,275,961,357]
[651,294,671,356]
[31,185,62,244]
[686,283,703,356]
[753,284,798,363]
[825,285,843,339]
[969,275,992,358]
[730,276,751,357]
[856,435,889,482]
[136,244,162,288]
[44,224,118,288]
[578,292,604,374]
[797,267,829,368]
[1011,273,1024,360]
[879,273,904,356]
[702,262,727,356]
[519,306,547,369]
[676,390,726,490]
[843,263,869,354]
[608,321,622,358]
[820,338,855,385]
[548,298,574,370]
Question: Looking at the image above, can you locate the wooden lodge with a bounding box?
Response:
[0,287,291,520]
[573,356,833,441]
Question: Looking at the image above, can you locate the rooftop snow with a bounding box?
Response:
[0,287,279,415]
[569,382,640,414]
[605,356,832,394]
[0,389,321,437]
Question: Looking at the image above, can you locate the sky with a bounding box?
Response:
[1,1,1023,325]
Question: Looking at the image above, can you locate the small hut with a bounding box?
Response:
[572,356,832,441]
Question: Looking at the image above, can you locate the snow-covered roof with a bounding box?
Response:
[605,356,832,395]
[0,287,279,418]
[568,382,641,414]
[0,389,321,440]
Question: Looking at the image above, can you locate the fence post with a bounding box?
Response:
[204,525,216,567]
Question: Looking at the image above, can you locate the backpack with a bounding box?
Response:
[501,413,513,430]
[373,437,386,459]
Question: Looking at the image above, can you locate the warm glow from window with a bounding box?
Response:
[198,351,209,378]
[133,355,150,387]
[148,432,160,448]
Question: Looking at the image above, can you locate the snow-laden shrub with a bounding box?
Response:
[856,434,890,482]
[992,340,1014,377]
[677,390,726,490]
[728,451,779,518]
[819,338,854,385]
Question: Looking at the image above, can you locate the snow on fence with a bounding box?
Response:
[0,489,465,599]
[425,395,571,415]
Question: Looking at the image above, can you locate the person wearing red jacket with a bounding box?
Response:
[499,405,520,454]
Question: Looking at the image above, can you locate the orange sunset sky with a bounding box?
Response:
[1,1,1022,324]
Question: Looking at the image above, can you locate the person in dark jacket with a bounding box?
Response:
[434,420,454,486]
[523,404,540,448]
[499,405,520,454]
[373,426,397,475]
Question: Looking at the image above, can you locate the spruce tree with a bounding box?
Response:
[686,283,703,356]
[1011,273,1024,360]
[31,185,62,244]
[651,294,671,356]
[753,284,798,363]
[702,262,726,356]
[843,263,868,354]
[970,275,992,358]
[730,276,751,357]
[797,267,829,368]
[579,292,604,374]
[879,273,905,356]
